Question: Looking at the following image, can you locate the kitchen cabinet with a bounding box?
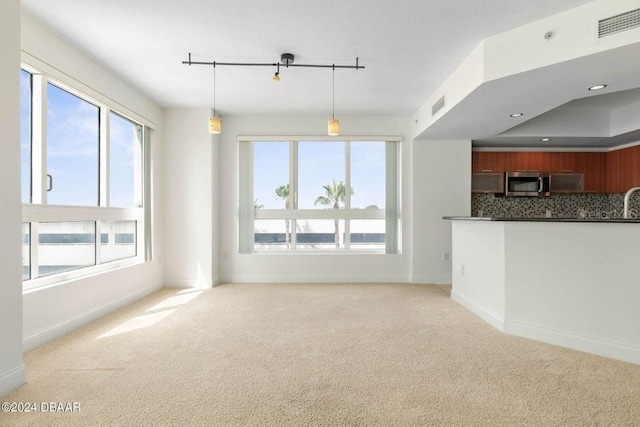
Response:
[583,153,606,193]
[549,153,585,173]
[606,145,640,193]
[510,152,549,172]
[472,173,505,193]
[472,151,609,193]
[472,152,546,173]
[472,152,511,173]
[549,173,584,193]
[471,149,640,193]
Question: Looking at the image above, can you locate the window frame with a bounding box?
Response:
[21,58,153,291]
[239,136,401,254]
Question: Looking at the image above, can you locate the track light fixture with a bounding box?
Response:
[183,52,363,71]
[184,52,364,134]
[273,63,280,81]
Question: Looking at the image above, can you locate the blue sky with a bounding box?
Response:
[21,70,139,207]
[253,141,385,210]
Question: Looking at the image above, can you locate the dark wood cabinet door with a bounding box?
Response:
[583,153,606,193]
[510,152,549,172]
[473,152,511,173]
[549,153,585,173]
[607,145,640,192]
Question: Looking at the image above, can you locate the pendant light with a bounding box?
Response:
[272,63,281,81]
[328,65,340,136]
[209,63,221,134]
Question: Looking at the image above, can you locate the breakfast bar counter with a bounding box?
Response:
[444,216,640,364]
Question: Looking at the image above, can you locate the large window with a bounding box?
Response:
[241,138,399,253]
[20,65,149,289]
[46,84,100,206]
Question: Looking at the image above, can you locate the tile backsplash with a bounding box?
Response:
[472,192,640,219]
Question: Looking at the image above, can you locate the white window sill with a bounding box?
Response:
[23,256,145,294]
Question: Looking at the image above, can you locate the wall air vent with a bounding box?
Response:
[431,95,445,116]
[598,8,640,38]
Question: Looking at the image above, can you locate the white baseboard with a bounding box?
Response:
[219,274,410,283]
[0,364,26,397]
[23,285,161,352]
[411,274,451,285]
[163,280,213,289]
[451,289,505,331]
[504,320,640,365]
[452,290,640,365]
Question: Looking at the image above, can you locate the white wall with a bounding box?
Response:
[0,0,27,396]
[411,139,471,284]
[162,108,216,287]
[217,115,414,283]
[20,13,164,350]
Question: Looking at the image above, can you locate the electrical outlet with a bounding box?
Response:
[442,252,450,261]
[461,264,465,275]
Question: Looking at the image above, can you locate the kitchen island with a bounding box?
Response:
[444,216,640,364]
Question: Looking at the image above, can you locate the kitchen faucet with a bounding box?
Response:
[623,187,640,219]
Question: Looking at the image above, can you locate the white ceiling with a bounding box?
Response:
[20,0,592,116]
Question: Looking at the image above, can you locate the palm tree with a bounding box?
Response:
[275,184,291,248]
[314,179,354,248]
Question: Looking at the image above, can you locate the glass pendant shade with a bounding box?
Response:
[328,118,340,136]
[209,116,221,134]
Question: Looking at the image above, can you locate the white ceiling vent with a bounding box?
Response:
[431,95,445,116]
[598,8,640,38]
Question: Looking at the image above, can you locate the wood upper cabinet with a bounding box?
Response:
[583,153,606,193]
[472,147,640,194]
[472,151,609,193]
[509,152,549,172]
[472,152,511,173]
[549,153,585,173]
[606,145,640,193]
[472,152,546,173]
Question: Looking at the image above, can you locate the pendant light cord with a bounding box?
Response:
[332,65,335,120]
[213,62,217,116]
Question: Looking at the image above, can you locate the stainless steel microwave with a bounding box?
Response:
[505,172,550,196]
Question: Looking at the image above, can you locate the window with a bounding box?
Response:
[241,138,399,253]
[38,222,96,277]
[20,64,150,289]
[20,70,31,204]
[109,112,142,207]
[100,221,137,263]
[46,83,99,206]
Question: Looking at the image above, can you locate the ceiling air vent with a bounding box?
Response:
[598,8,640,38]
[431,95,445,116]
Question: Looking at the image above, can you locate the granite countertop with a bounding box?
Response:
[443,216,640,223]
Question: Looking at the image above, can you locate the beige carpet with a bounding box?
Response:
[2,283,639,426]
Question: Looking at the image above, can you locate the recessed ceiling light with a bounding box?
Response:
[510,113,523,117]
[541,138,550,142]
[588,84,607,91]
